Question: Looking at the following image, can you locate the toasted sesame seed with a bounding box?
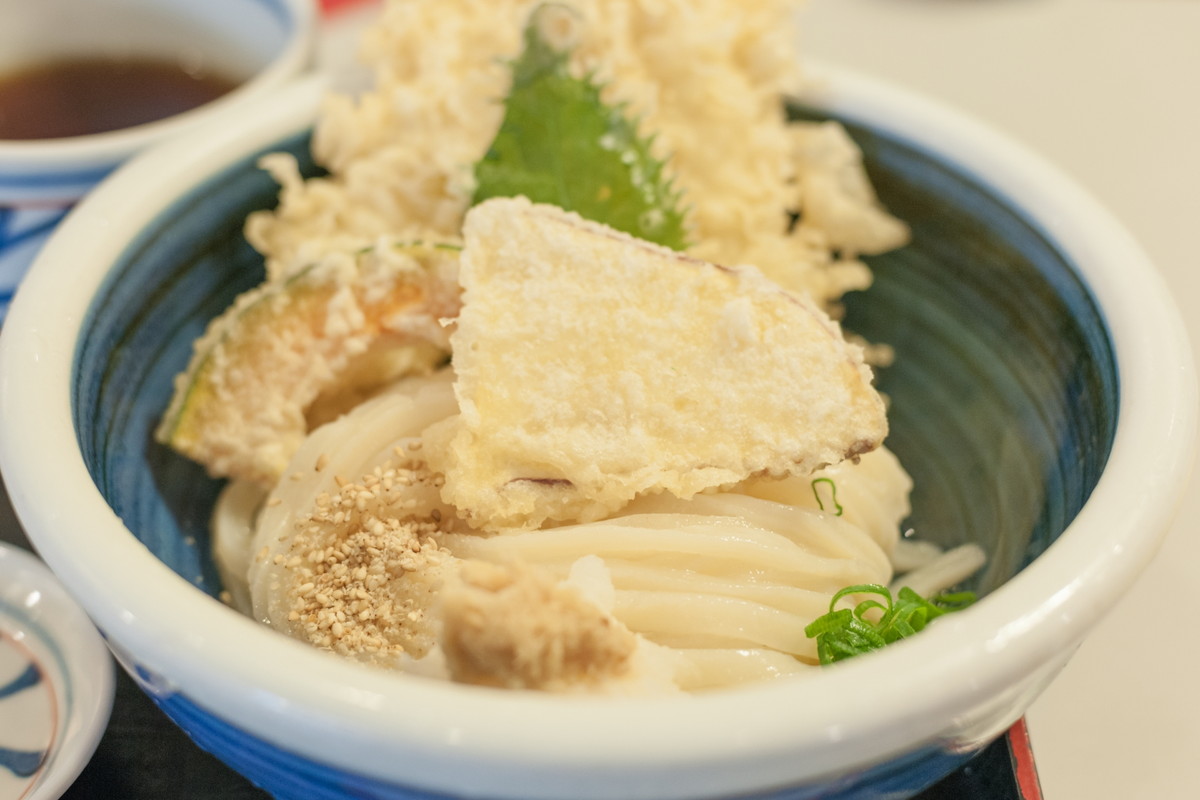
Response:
[274,456,453,663]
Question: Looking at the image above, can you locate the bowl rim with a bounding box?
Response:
[0,67,1195,799]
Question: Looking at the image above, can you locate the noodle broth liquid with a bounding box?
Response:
[0,0,307,326]
[0,0,268,143]
[0,57,240,140]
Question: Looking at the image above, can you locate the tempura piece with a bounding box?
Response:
[156,242,459,487]
[425,197,887,531]
[440,560,638,690]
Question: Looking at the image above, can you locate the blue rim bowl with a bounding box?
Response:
[0,70,1194,800]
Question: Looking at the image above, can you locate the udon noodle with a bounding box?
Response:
[208,369,979,692]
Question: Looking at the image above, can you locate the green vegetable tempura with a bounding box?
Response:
[472,4,689,250]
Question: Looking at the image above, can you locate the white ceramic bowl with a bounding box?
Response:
[0,0,316,322]
[0,69,1194,800]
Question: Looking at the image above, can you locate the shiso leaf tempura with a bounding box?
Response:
[156,0,982,693]
[473,5,689,250]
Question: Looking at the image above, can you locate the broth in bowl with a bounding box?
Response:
[0,57,240,141]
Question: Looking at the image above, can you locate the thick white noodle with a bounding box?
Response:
[890,537,946,574]
[671,648,812,690]
[247,370,459,635]
[226,368,917,686]
[444,456,911,669]
[736,447,912,554]
[889,543,987,598]
[211,479,267,615]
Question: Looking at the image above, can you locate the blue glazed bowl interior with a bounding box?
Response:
[73,111,1118,604]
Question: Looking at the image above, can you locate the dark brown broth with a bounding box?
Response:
[0,57,240,140]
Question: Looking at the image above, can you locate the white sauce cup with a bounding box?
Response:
[0,0,316,322]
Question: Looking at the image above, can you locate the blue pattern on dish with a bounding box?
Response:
[70,98,1116,799]
[140,683,970,800]
[0,652,48,779]
[0,165,118,193]
[811,108,1118,591]
[1,204,74,322]
[0,207,72,253]
[0,662,40,698]
[0,746,44,779]
[75,137,300,594]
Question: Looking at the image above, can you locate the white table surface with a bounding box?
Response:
[800,1,1198,797]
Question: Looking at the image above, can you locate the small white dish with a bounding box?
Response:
[0,542,113,800]
[0,0,317,323]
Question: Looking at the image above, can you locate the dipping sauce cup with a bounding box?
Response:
[0,0,316,323]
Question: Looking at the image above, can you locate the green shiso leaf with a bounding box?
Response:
[472,4,689,250]
[804,583,977,665]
